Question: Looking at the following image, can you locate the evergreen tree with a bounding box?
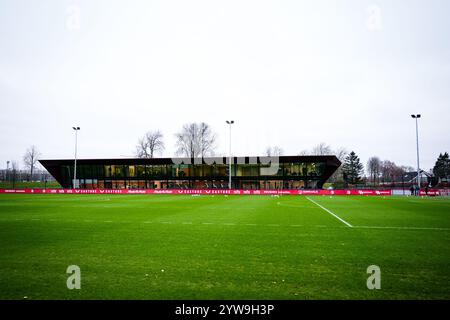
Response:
[342,151,364,184]
[433,152,450,180]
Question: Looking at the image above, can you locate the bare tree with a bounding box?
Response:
[329,147,348,184]
[299,144,340,157]
[175,123,198,158]
[367,156,381,185]
[11,161,19,171]
[136,130,165,158]
[23,146,41,181]
[379,160,405,183]
[265,146,283,157]
[311,143,332,155]
[11,161,19,188]
[198,122,216,158]
[298,149,309,155]
[334,147,348,162]
[380,160,396,183]
[175,122,216,158]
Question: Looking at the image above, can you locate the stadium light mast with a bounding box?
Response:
[6,161,10,182]
[72,127,80,189]
[411,114,421,193]
[226,120,234,189]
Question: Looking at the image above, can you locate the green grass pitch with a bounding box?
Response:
[0,194,449,299]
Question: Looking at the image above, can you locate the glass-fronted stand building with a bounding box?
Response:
[39,155,341,190]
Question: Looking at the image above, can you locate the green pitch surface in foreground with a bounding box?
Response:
[0,194,449,299]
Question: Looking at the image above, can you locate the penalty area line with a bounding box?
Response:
[306,196,353,228]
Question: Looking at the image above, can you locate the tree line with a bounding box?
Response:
[135,122,217,159]
[1,145,53,186]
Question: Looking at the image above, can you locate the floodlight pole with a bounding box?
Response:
[411,115,421,193]
[6,161,10,182]
[72,127,80,188]
[226,120,234,189]
[402,174,406,195]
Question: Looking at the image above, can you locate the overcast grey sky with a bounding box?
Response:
[1,0,449,172]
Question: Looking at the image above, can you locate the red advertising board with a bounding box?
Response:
[0,188,395,196]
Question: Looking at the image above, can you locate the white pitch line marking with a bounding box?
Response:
[355,225,450,231]
[306,197,353,228]
[11,218,447,231]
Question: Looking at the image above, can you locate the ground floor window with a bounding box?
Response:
[75,179,319,190]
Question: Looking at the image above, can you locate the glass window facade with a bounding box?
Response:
[40,156,340,190]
